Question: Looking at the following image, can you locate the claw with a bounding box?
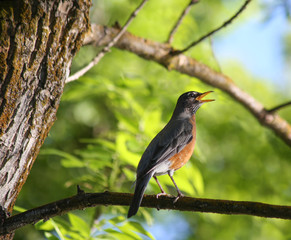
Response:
[156,192,168,199]
[173,192,184,203]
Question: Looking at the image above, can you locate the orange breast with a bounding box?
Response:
[169,116,196,170]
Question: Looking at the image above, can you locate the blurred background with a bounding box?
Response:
[15,0,291,239]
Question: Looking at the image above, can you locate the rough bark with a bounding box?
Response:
[0,0,90,238]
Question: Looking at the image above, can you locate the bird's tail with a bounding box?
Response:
[127,173,153,218]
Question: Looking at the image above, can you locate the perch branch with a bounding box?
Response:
[66,0,148,83]
[166,0,199,44]
[267,101,291,113]
[1,191,291,234]
[82,24,291,147]
[176,0,252,54]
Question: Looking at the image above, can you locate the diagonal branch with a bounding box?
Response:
[66,0,148,83]
[82,25,291,147]
[1,191,291,234]
[267,101,291,113]
[166,0,199,44]
[176,0,252,54]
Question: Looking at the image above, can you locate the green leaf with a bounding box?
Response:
[173,163,204,196]
[51,219,66,240]
[44,232,59,240]
[63,213,92,239]
[115,112,139,134]
[125,221,155,240]
[35,220,54,231]
[143,108,162,138]
[139,208,154,226]
[13,205,27,213]
[40,149,85,168]
[68,213,91,235]
[61,158,85,168]
[116,132,140,166]
[80,139,116,150]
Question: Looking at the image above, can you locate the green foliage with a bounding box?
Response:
[34,214,155,240]
[14,0,291,239]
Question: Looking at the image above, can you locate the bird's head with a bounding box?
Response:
[173,91,214,118]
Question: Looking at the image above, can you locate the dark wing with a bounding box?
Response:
[136,119,193,178]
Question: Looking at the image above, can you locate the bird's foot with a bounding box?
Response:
[156,192,169,210]
[173,192,184,203]
[156,192,168,199]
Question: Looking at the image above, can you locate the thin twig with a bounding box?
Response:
[166,0,199,44]
[1,191,291,234]
[66,0,148,83]
[176,0,252,54]
[267,101,291,113]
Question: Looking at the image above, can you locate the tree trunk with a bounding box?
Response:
[0,0,90,238]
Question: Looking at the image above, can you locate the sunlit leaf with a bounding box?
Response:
[126,221,155,240]
[44,232,59,240]
[116,132,140,166]
[40,149,85,168]
[13,205,27,213]
[143,109,162,138]
[35,220,54,231]
[68,213,90,232]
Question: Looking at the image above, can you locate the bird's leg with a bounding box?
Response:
[154,176,168,198]
[168,173,184,203]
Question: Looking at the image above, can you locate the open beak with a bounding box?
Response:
[196,91,215,103]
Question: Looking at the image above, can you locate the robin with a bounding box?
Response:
[127,91,214,218]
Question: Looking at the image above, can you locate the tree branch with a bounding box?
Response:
[176,0,252,54]
[82,24,291,147]
[267,101,291,113]
[1,191,291,234]
[166,0,199,44]
[66,0,148,83]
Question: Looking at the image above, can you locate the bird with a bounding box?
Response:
[127,91,214,218]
